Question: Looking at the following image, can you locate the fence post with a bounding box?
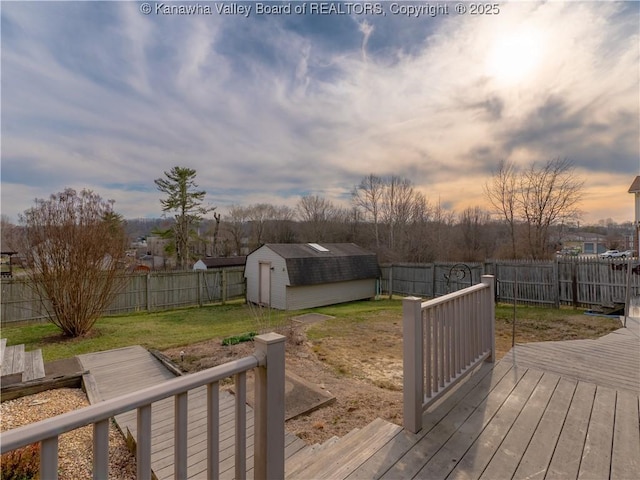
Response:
[146,273,152,312]
[482,276,496,362]
[388,265,393,299]
[403,296,423,434]
[197,271,203,308]
[253,333,285,480]
[553,258,560,309]
[222,269,227,305]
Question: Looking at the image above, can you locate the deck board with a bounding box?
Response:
[500,335,639,393]
[343,314,639,480]
[546,381,596,478]
[77,345,300,479]
[577,386,616,480]
[0,338,6,365]
[21,349,45,381]
[75,314,639,480]
[0,344,24,376]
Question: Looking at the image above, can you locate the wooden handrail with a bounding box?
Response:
[403,276,495,433]
[1,333,286,480]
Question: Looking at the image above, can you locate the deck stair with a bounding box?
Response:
[285,419,402,479]
[0,339,46,382]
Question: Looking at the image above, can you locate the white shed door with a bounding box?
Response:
[259,263,271,305]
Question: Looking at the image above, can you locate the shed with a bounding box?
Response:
[245,243,380,310]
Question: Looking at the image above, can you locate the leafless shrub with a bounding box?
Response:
[247,302,291,335]
[20,188,128,337]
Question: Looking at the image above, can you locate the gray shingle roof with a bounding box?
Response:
[198,256,246,268]
[264,243,380,286]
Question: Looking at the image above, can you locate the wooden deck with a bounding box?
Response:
[77,346,306,479]
[286,316,640,479]
[75,316,639,479]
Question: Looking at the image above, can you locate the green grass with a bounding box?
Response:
[2,299,403,362]
[2,297,619,363]
[2,303,262,362]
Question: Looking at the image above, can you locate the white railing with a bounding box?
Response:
[403,275,495,433]
[0,333,285,480]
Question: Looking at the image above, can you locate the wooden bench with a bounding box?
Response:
[0,340,46,382]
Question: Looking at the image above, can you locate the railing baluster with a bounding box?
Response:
[425,308,432,399]
[41,436,58,480]
[137,404,152,480]
[438,306,444,390]
[235,371,247,480]
[93,419,109,480]
[433,308,439,393]
[454,297,461,375]
[207,381,220,480]
[444,304,453,383]
[175,392,188,479]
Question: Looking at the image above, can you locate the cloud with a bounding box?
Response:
[1,1,638,225]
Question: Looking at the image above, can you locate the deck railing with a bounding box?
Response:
[403,275,495,433]
[0,333,285,480]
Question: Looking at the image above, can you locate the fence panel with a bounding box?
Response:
[494,261,558,307]
[1,267,246,325]
[383,258,640,308]
[433,262,483,297]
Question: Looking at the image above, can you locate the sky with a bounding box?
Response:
[1,0,639,225]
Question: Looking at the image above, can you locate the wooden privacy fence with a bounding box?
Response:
[382,258,640,308]
[0,268,246,325]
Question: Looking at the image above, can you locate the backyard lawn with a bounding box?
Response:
[1,298,621,365]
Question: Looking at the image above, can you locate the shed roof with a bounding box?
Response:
[197,256,246,268]
[260,243,380,286]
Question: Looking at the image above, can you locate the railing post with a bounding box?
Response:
[41,437,58,480]
[253,333,286,480]
[482,275,496,362]
[403,296,423,434]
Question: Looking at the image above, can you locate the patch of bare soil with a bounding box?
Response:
[162,326,404,445]
[161,311,620,446]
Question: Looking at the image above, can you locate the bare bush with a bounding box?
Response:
[21,188,127,337]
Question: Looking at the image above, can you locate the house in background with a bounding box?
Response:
[193,256,246,270]
[245,243,380,310]
[560,232,608,255]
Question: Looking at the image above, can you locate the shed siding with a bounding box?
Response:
[245,246,289,309]
[286,279,376,310]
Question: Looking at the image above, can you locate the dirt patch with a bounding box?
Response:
[161,308,620,445]
[162,325,403,445]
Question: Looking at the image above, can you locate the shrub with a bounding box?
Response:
[0,443,40,480]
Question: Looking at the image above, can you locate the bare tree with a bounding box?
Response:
[225,205,249,255]
[246,203,274,249]
[352,174,384,247]
[1,215,23,253]
[485,160,519,258]
[456,207,493,261]
[520,158,583,259]
[268,205,296,243]
[20,188,127,337]
[296,195,339,242]
[485,158,583,259]
[381,176,416,250]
